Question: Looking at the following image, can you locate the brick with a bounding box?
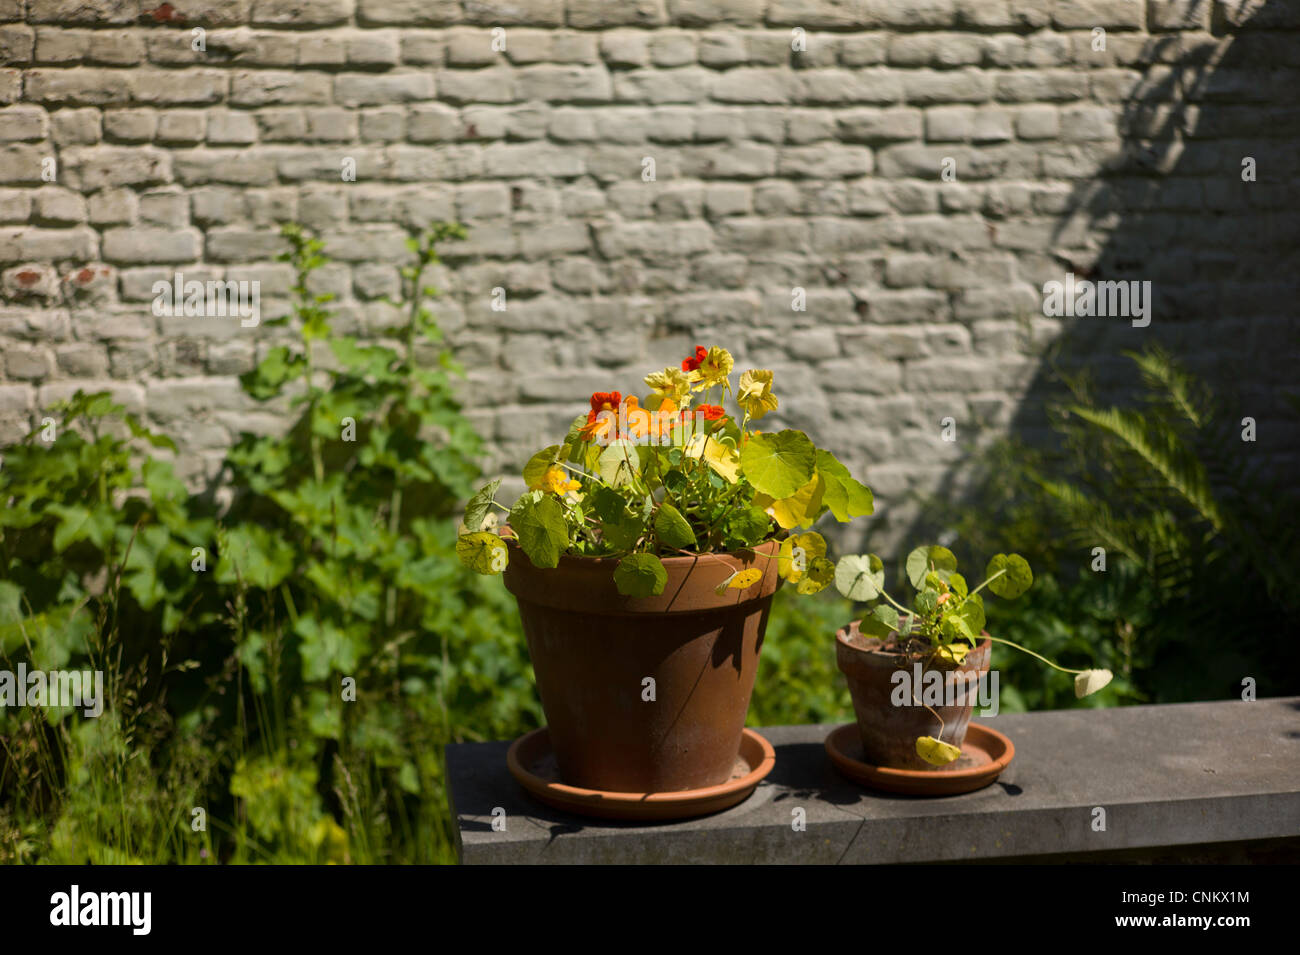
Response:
[102,227,201,264]
[207,110,259,144]
[1052,0,1144,29]
[33,186,86,224]
[133,70,227,106]
[904,69,993,105]
[335,72,435,106]
[157,110,207,144]
[1016,104,1060,139]
[88,188,135,225]
[104,108,157,142]
[251,0,352,27]
[231,71,331,106]
[567,0,666,29]
[61,146,171,189]
[667,0,764,25]
[25,68,134,105]
[0,104,47,141]
[516,65,611,102]
[358,0,461,25]
[0,24,34,63]
[0,226,98,261]
[27,0,138,25]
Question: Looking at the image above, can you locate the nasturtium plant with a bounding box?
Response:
[457,346,874,597]
[835,546,1114,764]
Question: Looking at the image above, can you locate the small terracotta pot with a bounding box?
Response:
[835,620,991,772]
[503,538,782,793]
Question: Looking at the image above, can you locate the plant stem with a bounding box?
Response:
[985,635,1086,674]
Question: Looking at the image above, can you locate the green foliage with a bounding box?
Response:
[928,346,1300,702]
[749,590,854,727]
[1,223,540,865]
[0,391,215,669]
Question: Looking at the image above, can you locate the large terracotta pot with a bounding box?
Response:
[503,539,782,793]
[835,620,991,771]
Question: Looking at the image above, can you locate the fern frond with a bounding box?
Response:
[1036,478,1145,565]
[1124,346,1212,430]
[1066,405,1225,534]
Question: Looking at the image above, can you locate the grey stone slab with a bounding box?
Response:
[447,697,1300,864]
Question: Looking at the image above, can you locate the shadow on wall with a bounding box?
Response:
[911,0,1300,543]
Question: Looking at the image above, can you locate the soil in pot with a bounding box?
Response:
[835,619,991,772]
[504,538,782,794]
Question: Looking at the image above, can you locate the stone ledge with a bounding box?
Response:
[447,697,1300,864]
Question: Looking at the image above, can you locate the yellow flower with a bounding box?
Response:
[539,465,580,496]
[691,347,734,391]
[737,369,778,420]
[643,366,693,409]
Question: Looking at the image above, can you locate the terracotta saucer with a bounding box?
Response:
[507,727,775,822]
[825,723,1015,796]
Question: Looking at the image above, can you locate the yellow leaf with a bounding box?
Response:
[712,567,763,595]
[456,532,508,575]
[684,433,740,483]
[935,642,971,665]
[795,556,834,595]
[778,531,826,581]
[916,736,962,766]
[766,473,825,529]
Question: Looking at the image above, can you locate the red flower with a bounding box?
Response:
[589,391,621,415]
[681,346,708,373]
[697,404,726,421]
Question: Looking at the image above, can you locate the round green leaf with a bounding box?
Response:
[985,553,1032,599]
[905,545,957,589]
[463,478,501,533]
[739,430,816,499]
[654,502,696,550]
[614,553,667,597]
[456,532,508,575]
[597,438,643,487]
[834,554,885,601]
[858,603,899,639]
[509,493,568,569]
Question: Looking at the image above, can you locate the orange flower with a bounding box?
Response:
[697,404,726,421]
[578,391,622,441]
[622,395,653,440]
[681,346,707,373]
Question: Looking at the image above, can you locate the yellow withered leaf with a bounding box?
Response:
[915,735,961,766]
[456,532,508,575]
[777,531,826,582]
[1074,668,1113,698]
[934,642,971,665]
[714,567,764,595]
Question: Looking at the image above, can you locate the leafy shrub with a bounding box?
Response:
[1,223,539,864]
[927,347,1299,703]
